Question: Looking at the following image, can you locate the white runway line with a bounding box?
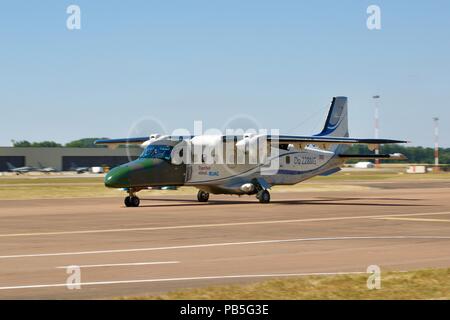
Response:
[1,236,450,260]
[373,217,450,223]
[1,211,450,238]
[55,261,180,269]
[0,271,367,291]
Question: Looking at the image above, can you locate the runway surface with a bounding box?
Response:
[1,179,450,299]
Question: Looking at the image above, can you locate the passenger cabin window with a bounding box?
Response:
[286,156,291,165]
[139,145,173,161]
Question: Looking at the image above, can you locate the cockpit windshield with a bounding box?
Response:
[139,145,173,161]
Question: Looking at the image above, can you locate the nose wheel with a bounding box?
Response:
[197,190,210,202]
[124,196,140,207]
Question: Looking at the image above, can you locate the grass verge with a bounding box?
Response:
[123,268,450,300]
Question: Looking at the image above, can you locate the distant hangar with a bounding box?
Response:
[0,147,141,171]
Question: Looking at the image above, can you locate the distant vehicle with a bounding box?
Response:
[96,96,408,207]
[406,165,427,174]
[91,166,104,174]
[6,162,37,174]
[69,162,90,174]
[354,161,375,169]
[37,162,58,173]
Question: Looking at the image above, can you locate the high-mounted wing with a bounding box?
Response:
[94,135,195,149]
[267,135,408,150]
[268,135,407,145]
[230,134,407,152]
[94,137,150,145]
[94,137,150,149]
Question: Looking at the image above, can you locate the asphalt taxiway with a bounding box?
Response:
[0,179,450,299]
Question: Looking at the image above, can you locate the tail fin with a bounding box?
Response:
[6,162,16,170]
[316,96,348,137]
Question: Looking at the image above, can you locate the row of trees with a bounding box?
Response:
[11,138,107,148]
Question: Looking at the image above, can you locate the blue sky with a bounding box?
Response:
[1,1,449,147]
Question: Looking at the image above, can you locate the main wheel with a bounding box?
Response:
[124,196,132,207]
[197,190,210,202]
[257,190,270,203]
[125,196,140,207]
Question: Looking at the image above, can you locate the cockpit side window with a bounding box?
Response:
[139,145,173,161]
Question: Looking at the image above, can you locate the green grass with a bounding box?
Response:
[0,185,118,200]
[124,268,450,300]
[0,184,198,200]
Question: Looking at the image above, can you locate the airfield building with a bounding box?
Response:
[0,147,141,171]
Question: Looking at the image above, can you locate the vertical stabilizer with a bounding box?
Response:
[316,96,348,137]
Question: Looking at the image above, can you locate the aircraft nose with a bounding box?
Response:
[104,166,130,188]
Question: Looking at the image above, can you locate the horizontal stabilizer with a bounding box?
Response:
[339,153,407,160]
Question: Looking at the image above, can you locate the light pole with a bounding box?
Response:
[433,117,439,171]
[373,95,381,167]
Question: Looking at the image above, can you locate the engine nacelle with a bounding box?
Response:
[140,133,163,148]
[235,134,269,164]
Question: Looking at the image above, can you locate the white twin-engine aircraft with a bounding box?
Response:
[96,97,407,207]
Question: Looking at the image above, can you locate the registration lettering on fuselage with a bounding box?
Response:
[294,155,317,165]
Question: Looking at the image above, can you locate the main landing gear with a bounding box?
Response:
[256,190,271,203]
[123,188,269,206]
[197,190,210,202]
[124,189,140,207]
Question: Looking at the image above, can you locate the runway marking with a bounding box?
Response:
[0,271,367,291]
[55,261,180,269]
[1,236,450,260]
[1,211,450,238]
[373,217,450,223]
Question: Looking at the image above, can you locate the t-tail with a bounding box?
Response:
[314,96,407,160]
[315,96,349,153]
[316,96,349,138]
[6,162,16,170]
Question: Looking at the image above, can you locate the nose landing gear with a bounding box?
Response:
[124,189,140,207]
[124,195,140,207]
